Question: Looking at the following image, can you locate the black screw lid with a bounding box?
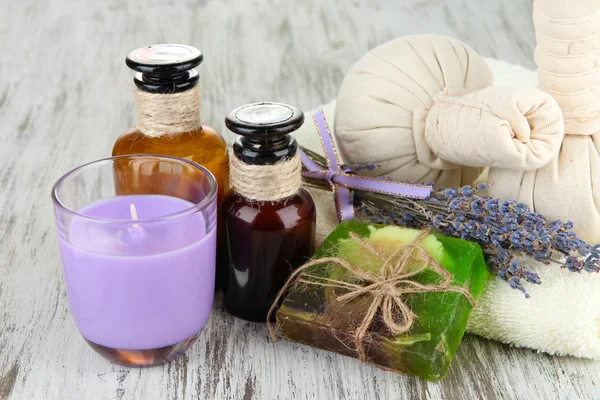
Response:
[126,44,203,94]
[226,102,304,137]
[226,102,305,165]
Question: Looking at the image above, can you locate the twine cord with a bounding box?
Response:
[267,230,475,361]
[230,153,302,201]
[134,85,201,137]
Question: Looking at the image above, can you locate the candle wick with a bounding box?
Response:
[130,203,140,228]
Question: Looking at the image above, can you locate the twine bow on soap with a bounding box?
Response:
[299,109,432,221]
[267,230,475,361]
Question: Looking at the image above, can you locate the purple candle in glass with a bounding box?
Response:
[52,155,217,367]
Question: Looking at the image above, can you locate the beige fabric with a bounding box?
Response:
[488,0,600,243]
[334,35,492,188]
[415,86,564,170]
[534,1,600,135]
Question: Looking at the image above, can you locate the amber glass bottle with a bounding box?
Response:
[112,44,229,204]
[222,102,316,322]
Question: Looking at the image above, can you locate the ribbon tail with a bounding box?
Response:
[334,185,354,221]
[314,109,342,170]
[298,149,322,172]
[334,174,432,199]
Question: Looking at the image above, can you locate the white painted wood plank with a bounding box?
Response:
[1,0,598,399]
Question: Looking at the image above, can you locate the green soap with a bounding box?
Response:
[276,220,492,382]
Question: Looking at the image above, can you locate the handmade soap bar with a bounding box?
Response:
[275,220,491,382]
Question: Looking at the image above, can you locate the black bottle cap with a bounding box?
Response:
[226,102,304,137]
[226,102,305,165]
[126,44,203,94]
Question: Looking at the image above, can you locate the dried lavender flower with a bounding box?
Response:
[300,147,600,297]
[340,162,379,172]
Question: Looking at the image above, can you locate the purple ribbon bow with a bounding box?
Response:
[299,109,432,222]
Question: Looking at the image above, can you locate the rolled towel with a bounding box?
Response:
[467,255,600,359]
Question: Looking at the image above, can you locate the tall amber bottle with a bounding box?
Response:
[112,44,229,204]
[222,102,316,322]
[112,45,230,288]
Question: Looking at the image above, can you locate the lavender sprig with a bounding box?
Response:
[340,162,380,172]
[301,147,600,297]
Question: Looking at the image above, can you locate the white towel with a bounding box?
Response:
[467,254,600,359]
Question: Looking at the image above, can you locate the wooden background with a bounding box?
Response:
[1,0,599,398]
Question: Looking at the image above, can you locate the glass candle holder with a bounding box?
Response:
[52,155,217,367]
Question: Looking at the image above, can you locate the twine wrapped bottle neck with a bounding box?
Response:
[134,84,201,137]
[229,153,303,201]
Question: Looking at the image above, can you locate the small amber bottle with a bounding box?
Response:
[222,102,316,322]
[112,44,229,204]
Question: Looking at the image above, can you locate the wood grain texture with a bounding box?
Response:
[1,0,599,398]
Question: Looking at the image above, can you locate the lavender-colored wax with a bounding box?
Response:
[58,195,215,350]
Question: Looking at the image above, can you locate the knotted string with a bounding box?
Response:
[267,230,475,361]
[300,109,432,221]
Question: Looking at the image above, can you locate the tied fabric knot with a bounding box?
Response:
[300,109,432,221]
[267,230,475,362]
[413,86,564,171]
